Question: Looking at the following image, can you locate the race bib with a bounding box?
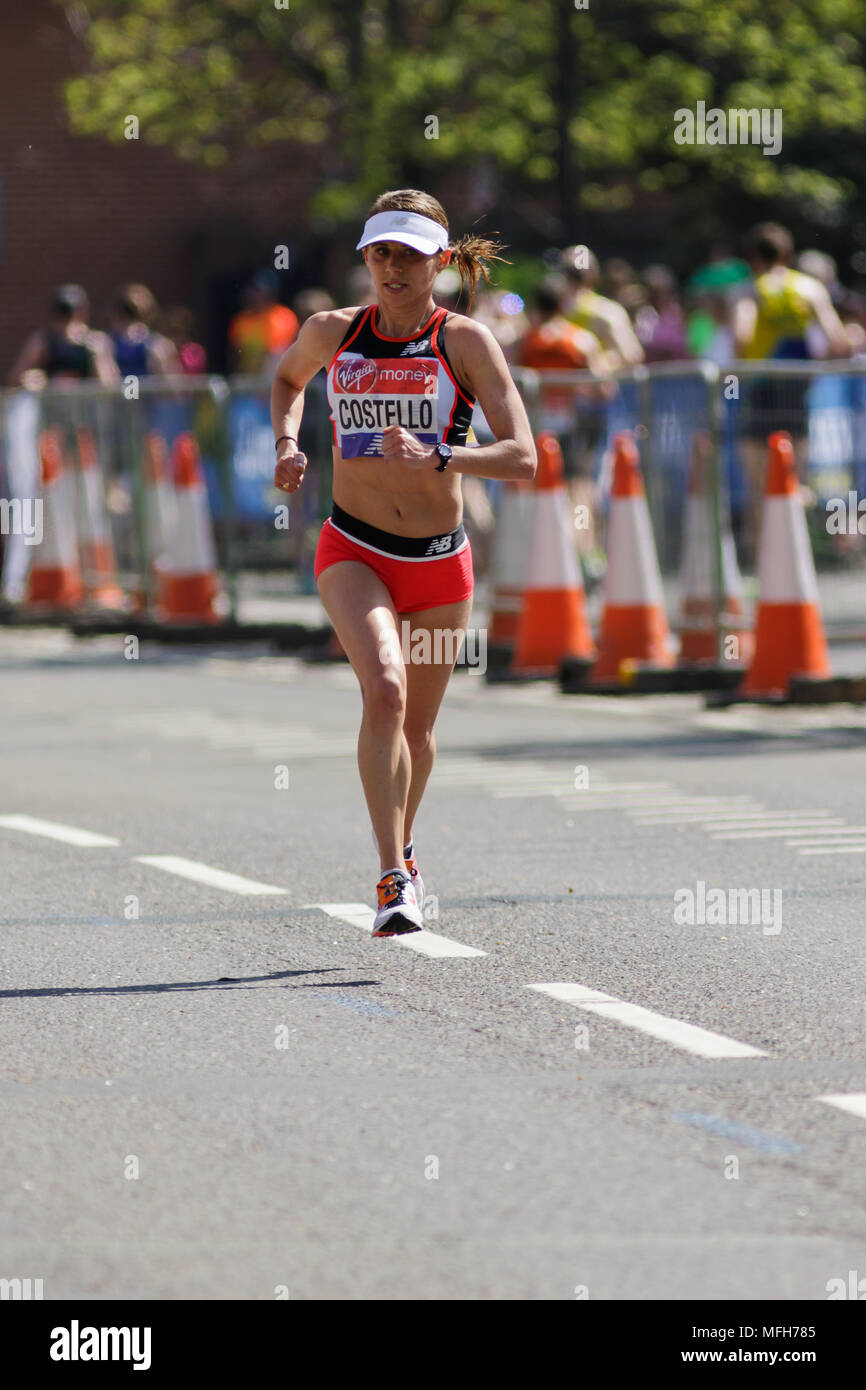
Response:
[333,354,439,457]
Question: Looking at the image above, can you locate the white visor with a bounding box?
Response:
[356,210,449,255]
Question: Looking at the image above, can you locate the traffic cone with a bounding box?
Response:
[678,431,752,665]
[509,433,595,677]
[740,432,830,696]
[589,431,675,683]
[487,476,535,653]
[155,432,221,623]
[74,427,125,608]
[25,430,84,610]
[135,431,177,611]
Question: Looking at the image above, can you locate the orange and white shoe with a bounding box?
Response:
[372,868,423,937]
[403,848,425,915]
[371,827,425,915]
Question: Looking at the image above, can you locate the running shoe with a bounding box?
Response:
[372,827,425,915]
[403,848,425,915]
[372,868,423,937]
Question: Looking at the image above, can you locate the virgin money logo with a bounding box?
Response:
[336,356,377,393]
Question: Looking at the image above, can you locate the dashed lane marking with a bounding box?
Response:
[800,839,866,850]
[527,982,767,1059]
[0,814,119,848]
[135,855,287,895]
[303,902,486,959]
[710,822,846,840]
[817,1094,866,1121]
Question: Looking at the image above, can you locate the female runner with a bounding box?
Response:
[272,189,535,936]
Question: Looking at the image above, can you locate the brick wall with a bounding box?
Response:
[0,0,328,376]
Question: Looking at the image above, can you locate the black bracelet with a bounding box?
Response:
[275,434,298,450]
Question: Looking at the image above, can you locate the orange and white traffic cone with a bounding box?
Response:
[134,431,177,611]
[740,432,830,696]
[589,431,675,683]
[678,430,752,665]
[510,433,596,676]
[25,430,84,611]
[155,432,221,623]
[74,427,125,609]
[487,476,535,652]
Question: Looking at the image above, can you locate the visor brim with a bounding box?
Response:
[356,231,444,255]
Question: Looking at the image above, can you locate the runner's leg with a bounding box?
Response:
[399,596,473,843]
[316,560,409,875]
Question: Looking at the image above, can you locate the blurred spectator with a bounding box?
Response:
[293,288,336,326]
[734,224,849,362]
[635,265,688,361]
[560,246,644,368]
[796,250,844,358]
[734,222,850,557]
[603,257,642,311]
[229,270,298,375]
[346,264,377,307]
[161,306,207,375]
[686,290,734,364]
[470,285,528,362]
[110,283,181,377]
[7,284,119,387]
[518,276,605,431]
[519,276,608,562]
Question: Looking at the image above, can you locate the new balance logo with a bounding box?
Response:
[400,339,431,356]
[424,535,453,555]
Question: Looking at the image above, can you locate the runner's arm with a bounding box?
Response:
[270,311,337,450]
[445,321,536,482]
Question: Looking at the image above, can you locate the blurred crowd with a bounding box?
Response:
[8,221,863,393]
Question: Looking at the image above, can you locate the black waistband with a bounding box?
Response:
[329,501,466,558]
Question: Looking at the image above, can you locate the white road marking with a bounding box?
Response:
[785,831,866,845]
[817,1094,866,1120]
[798,845,866,856]
[304,902,486,958]
[0,814,119,848]
[626,801,767,822]
[710,821,846,840]
[527,983,766,1059]
[490,781,672,797]
[557,795,724,809]
[629,808,824,825]
[135,855,287,895]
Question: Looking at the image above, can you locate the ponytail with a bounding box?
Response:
[448,234,510,312]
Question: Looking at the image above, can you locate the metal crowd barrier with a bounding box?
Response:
[1,362,864,634]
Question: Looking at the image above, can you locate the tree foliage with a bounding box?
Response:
[60,0,866,245]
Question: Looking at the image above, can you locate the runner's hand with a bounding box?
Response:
[381,426,436,469]
[274,444,307,493]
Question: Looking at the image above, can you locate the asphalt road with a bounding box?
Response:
[2,628,866,1301]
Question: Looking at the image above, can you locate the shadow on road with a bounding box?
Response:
[0,966,383,1000]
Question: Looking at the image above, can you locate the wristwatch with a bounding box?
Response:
[433,442,452,471]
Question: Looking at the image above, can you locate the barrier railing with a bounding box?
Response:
[1,362,864,636]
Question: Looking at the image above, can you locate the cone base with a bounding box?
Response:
[741,602,830,695]
[157,573,220,623]
[590,604,674,682]
[26,569,84,608]
[679,628,754,666]
[512,588,595,673]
